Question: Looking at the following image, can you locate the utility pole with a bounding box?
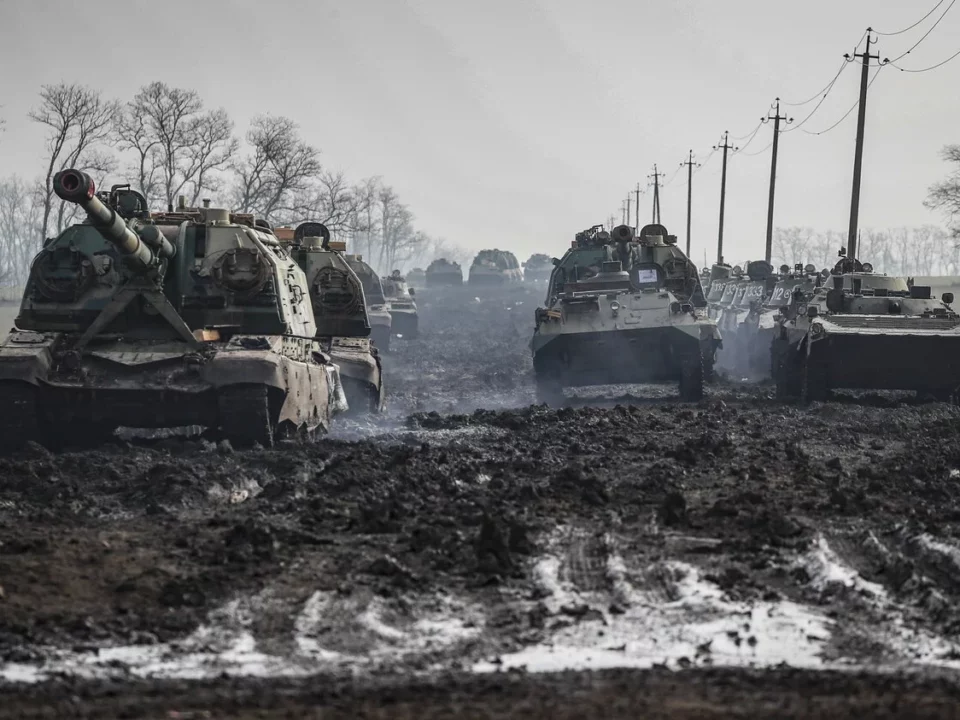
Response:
[680,150,699,257]
[845,30,879,258]
[762,99,793,264]
[634,183,641,231]
[648,165,663,223]
[626,193,632,229]
[713,131,737,265]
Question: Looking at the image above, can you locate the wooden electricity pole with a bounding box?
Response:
[845,30,879,259]
[713,131,737,265]
[763,99,792,264]
[680,150,699,257]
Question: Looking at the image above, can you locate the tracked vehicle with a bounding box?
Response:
[469,249,523,286]
[343,255,393,352]
[277,223,384,414]
[0,170,344,449]
[426,258,463,287]
[773,252,960,402]
[739,264,821,377]
[382,270,419,338]
[531,223,721,403]
[523,253,554,283]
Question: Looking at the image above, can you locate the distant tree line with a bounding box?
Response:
[0,82,471,289]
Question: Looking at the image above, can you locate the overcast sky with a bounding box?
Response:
[0,0,957,266]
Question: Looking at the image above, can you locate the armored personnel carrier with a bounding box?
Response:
[531,223,721,403]
[382,270,419,338]
[406,267,426,289]
[523,253,554,283]
[0,169,344,449]
[773,251,960,402]
[739,264,821,377]
[276,223,384,414]
[426,258,463,287]
[704,263,734,320]
[343,254,393,352]
[715,261,775,376]
[468,249,523,286]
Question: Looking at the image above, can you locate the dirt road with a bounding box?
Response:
[2,286,960,717]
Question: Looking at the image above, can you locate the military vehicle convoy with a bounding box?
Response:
[276,223,385,414]
[531,223,721,404]
[426,258,463,287]
[382,270,419,338]
[773,251,960,402]
[523,253,554,283]
[469,249,523,286]
[343,255,393,352]
[0,169,345,449]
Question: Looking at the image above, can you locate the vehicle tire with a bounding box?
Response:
[219,384,275,448]
[801,357,828,404]
[678,353,704,401]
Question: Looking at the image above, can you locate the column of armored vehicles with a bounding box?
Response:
[530,222,960,404]
[0,169,429,450]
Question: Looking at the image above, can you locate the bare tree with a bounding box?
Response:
[231,115,320,222]
[29,83,119,243]
[926,145,960,236]
[116,82,237,209]
[0,176,43,288]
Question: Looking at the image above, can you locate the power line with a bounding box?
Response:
[888,45,960,71]
[734,122,764,153]
[801,66,883,137]
[781,61,851,133]
[738,140,773,157]
[781,61,848,106]
[875,0,948,35]
[730,121,762,141]
[884,0,956,64]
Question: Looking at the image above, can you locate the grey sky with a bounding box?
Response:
[0,0,957,266]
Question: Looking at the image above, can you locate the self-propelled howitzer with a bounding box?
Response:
[0,169,345,449]
[277,222,385,413]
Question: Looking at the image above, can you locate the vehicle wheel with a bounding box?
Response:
[678,354,704,401]
[701,343,718,384]
[219,385,275,448]
[42,421,117,451]
[801,357,828,404]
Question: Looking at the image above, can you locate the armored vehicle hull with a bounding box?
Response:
[329,336,385,413]
[774,264,960,402]
[531,224,721,404]
[0,170,343,449]
[469,249,523,286]
[0,333,341,447]
[426,259,463,287]
[382,272,419,338]
[277,223,385,414]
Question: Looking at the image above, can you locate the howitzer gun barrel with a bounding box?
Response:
[53,169,175,270]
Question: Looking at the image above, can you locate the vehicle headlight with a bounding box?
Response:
[610,301,620,314]
[811,322,824,336]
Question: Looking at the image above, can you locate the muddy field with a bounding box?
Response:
[3,286,960,717]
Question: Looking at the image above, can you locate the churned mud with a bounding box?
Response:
[3,285,960,717]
